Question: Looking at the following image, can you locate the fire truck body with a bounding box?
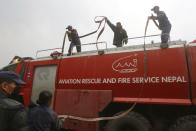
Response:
[2,40,196,131]
[57,41,189,105]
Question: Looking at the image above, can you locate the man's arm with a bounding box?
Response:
[66,31,72,41]
[106,18,116,32]
[123,29,128,44]
[149,15,160,30]
[149,15,158,20]
[152,19,160,29]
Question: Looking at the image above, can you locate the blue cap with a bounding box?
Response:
[0,71,26,85]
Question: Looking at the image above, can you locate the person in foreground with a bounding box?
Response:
[28,90,64,131]
[0,71,29,131]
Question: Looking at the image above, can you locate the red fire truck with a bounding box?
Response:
[1,39,196,131]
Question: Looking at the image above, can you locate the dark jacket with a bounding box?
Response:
[68,29,81,45]
[28,105,62,131]
[0,94,29,131]
[157,11,171,30]
[107,19,128,46]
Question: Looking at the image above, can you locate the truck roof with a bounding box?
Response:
[34,40,186,62]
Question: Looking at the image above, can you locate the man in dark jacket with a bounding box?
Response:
[149,6,172,49]
[28,91,63,131]
[66,25,81,56]
[106,18,128,47]
[0,71,29,131]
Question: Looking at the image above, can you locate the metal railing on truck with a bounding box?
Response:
[36,34,177,58]
[122,34,161,45]
[35,41,107,58]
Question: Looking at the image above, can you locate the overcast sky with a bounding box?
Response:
[0,0,196,68]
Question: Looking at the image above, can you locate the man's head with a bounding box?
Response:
[0,71,25,96]
[66,25,73,31]
[151,6,160,14]
[36,90,53,107]
[116,22,122,29]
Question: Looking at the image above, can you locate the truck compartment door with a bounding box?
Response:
[31,65,57,106]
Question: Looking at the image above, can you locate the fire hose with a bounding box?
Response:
[61,16,107,54]
[58,17,150,122]
[150,14,159,29]
[79,16,107,40]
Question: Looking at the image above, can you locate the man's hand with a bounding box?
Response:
[148,16,152,19]
[149,16,156,20]
[66,31,71,34]
[123,40,128,45]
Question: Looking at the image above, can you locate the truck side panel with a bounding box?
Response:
[57,46,190,105]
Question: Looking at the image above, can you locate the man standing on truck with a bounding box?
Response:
[66,25,81,56]
[106,17,128,47]
[0,71,29,131]
[149,6,172,49]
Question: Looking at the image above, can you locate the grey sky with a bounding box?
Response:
[0,0,196,68]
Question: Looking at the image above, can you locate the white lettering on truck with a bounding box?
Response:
[161,76,187,83]
[58,76,187,85]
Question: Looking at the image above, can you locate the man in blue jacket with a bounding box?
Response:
[28,91,63,131]
[149,6,172,49]
[66,25,81,56]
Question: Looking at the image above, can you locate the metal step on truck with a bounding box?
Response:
[1,36,196,131]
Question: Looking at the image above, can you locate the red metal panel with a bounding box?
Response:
[191,40,196,43]
[187,42,196,105]
[14,62,24,73]
[13,62,30,106]
[57,47,190,105]
[55,89,112,131]
[21,62,32,106]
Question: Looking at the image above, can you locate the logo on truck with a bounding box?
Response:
[112,54,138,73]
